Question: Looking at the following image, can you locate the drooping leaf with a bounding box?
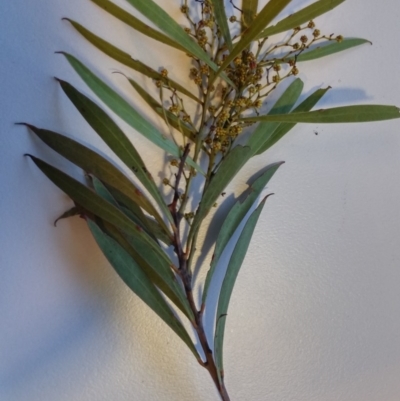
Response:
[211,0,232,50]
[26,155,193,320]
[57,78,175,227]
[241,105,400,124]
[88,221,199,357]
[202,163,282,305]
[189,146,252,241]
[126,76,196,140]
[242,0,258,29]
[259,0,345,38]
[216,0,293,76]
[60,53,205,174]
[24,124,167,229]
[90,0,185,51]
[64,18,200,103]
[214,199,267,379]
[292,38,371,62]
[245,78,304,155]
[124,0,232,83]
[254,86,330,155]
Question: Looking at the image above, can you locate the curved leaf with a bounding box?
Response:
[294,38,371,62]
[242,105,400,124]
[259,0,345,38]
[202,162,282,304]
[245,78,304,155]
[26,155,193,321]
[88,221,199,358]
[214,199,267,379]
[24,124,166,228]
[211,0,232,50]
[57,78,174,228]
[60,53,205,174]
[90,0,185,51]
[65,18,200,103]
[254,86,330,155]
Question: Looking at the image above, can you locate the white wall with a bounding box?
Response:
[2,1,400,400]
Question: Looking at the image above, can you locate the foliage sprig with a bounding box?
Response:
[22,1,399,400]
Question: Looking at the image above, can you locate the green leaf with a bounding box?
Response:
[90,0,185,51]
[126,76,196,140]
[57,79,174,227]
[95,217,184,318]
[242,105,400,124]
[189,146,252,241]
[64,18,200,104]
[124,0,232,83]
[254,86,330,155]
[211,0,232,51]
[202,163,282,305]
[27,155,193,321]
[259,0,345,38]
[293,38,371,62]
[88,221,199,358]
[216,0,293,76]
[24,124,167,229]
[60,53,205,175]
[214,199,267,379]
[90,176,158,241]
[242,0,258,29]
[245,78,304,155]
[92,177,172,245]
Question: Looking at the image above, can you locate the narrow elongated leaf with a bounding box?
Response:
[242,105,400,124]
[24,124,166,228]
[245,78,304,155]
[90,0,185,51]
[93,179,172,245]
[96,220,187,318]
[126,77,196,140]
[65,19,200,103]
[242,0,258,29]
[124,0,232,82]
[217,0,292,76]
[259,0,345,38]
[27,155,193,320]
[90,176,158,242]
[214,199,267,379]
[254,86,330,155]
[88,221,199,358]
[190,146,252,240]
[58,79,174,227]
[202,163,282,304]
[87,180,192,321]
[293,38,370,62]
[60,53,205,174]
[211,0,232,50]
